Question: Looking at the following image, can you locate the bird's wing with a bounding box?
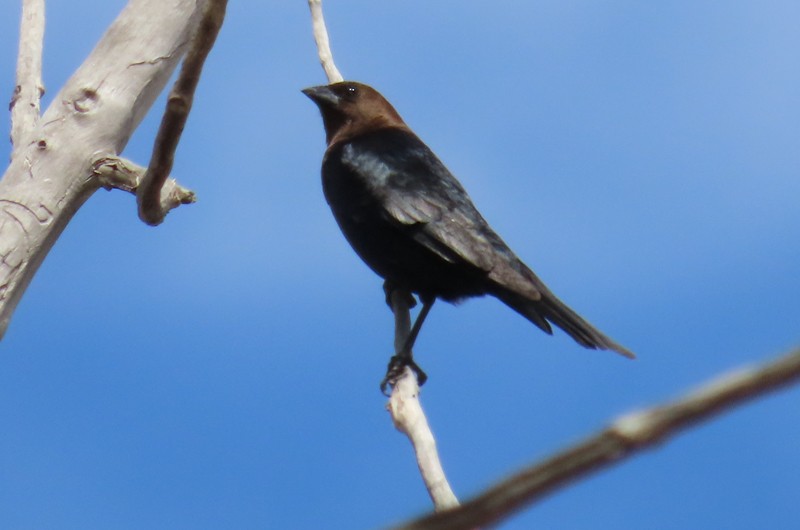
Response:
[341,130,499,273]
[340,129,544,301]
[384,193,498,272]
[392,191,544,301]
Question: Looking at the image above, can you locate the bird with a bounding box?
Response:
[303,81,634,390]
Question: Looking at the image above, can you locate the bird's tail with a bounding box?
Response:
[494,288,635,359]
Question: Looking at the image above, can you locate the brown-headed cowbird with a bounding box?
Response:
[303,81,634,388]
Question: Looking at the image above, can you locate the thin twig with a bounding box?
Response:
[137,0,227,225]
[10,0,45,154]
[387,291,460,512]
[307,0,343,83]
[389,347,800,530]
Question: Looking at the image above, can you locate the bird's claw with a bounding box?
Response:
[380,353,428,396]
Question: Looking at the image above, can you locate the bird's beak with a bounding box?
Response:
[301,85,340,107]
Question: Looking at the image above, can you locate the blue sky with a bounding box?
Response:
[1,1,799,528]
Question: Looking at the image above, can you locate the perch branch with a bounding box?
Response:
[137,0,227,225]
[387,291,460,512]
[390,346,800,530]
[307,0,343,83]
[9,0,45,154]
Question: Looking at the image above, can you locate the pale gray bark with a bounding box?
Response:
[9,0,45,154]
[308,0,343,83]
[0,0,206,338]
[387,296,460,513]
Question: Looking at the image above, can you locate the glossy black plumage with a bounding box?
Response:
[303,81,633,359]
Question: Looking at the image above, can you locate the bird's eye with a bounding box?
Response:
[345,85,358,97]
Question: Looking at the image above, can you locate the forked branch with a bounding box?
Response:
[0,0,211,339]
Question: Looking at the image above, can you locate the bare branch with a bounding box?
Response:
[10,0,45,154]
[390,347,800,530]
[0,0,208,339]
[94,156,195,211]
[307,0,343,83]
[137,0,227,226]
[388,291,459,512]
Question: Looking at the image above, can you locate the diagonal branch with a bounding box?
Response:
[137,0,227,226]
[390,346,800,530]
[9,0,45,154]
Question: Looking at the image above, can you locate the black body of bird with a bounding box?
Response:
[303,81,634,372]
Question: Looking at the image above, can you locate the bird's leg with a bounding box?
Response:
[401,294,435,356]
[381,289,435,394]
[383,281,417,309]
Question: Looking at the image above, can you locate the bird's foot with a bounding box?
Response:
[380,353,428,396]
[383,281,417,310]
